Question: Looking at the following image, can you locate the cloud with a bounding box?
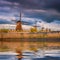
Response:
[5,0,60,11]
[23,9,60,23]
[0,20,13,24]
[0,6,11,13]
[0,0,12,5]
[0,0,60,30]
[0,24,32,30]
[0,0,60,23]
[37,20,60,31]
[0,15,16,21]
[0,0,19,6]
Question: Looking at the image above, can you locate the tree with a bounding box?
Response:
[49,29,51,32]
[30,27,37,32]
[40,27,44,32]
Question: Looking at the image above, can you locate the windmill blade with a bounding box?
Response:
[32,25,40,27]
[11,20,33,25]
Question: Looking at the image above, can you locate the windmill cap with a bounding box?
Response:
[17,21,21,23]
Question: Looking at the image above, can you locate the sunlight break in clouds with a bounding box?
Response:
[0,15,16,21]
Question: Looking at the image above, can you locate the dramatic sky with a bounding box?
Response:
[0,0,60,30]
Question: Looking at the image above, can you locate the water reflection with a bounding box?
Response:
[0,38,60,51]
[0,38,60,60]
[0,55,60,60]
[0,50,60,60]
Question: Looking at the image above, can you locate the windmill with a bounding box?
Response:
[10,2,22,31]
[32,20,41,32]
[16,11,23,31]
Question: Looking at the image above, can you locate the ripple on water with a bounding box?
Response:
[0,52,60,60]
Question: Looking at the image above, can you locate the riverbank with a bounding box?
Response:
[0,32,60,38]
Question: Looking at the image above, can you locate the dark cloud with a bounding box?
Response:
[0,0,60,24]
[5,0,60,11]
[0,20,13,24]
[23,10,60,23]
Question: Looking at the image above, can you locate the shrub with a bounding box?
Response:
[0,29,8,33]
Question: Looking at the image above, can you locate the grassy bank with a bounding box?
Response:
[0,32,60,38]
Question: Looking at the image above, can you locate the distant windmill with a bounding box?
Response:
[33,20,37,29]
[33,20,41,28]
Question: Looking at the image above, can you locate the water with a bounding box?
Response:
[0,55,60,60]
[0,55,17,60]
[0,50,60,60]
